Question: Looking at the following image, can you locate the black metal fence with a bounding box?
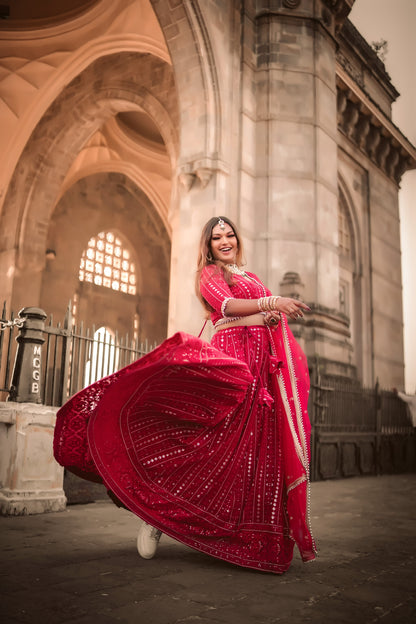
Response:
[310,373,415,480]
[42,309,154,407]
[0,303,153,406]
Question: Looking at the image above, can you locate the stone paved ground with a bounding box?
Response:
[1,474,415,624]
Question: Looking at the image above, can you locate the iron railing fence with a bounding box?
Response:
[0,302,154,407]
[314,373,411,434]
[43,311,155,407]
[310,372,414,480]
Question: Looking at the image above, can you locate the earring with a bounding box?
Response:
[207,251,213,261]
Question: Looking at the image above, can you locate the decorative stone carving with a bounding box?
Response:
[282,0,301,8]
[177,156,229,192]
[195,167,213,189]
[394,154,410,185]
[337,89,348,124]
[337,51,364,89]
[365,125,381,160]
[178,172,195,192]
[336,83,412,184]
[322,0,355,32]
[321,6,333,29]
[353,112,370,149]
[385,148,399,179]
[342,100,360,138]
[375,136,391,170]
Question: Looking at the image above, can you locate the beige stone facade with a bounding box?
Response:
[0,0,415,389]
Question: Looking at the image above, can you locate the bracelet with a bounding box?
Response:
[257,296,281,312]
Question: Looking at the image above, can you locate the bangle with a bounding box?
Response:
[272,296,281,310]
[257,297,265,312]
[257,297,270,311]
[257,296,281,312]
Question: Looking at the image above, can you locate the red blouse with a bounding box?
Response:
[199,264,272,325]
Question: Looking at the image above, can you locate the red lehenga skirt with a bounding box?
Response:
[54,318,316,573]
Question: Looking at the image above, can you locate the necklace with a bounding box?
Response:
[226,263,248,276]
[226,263,266,294]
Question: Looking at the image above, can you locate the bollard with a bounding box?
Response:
[8,307,47,403]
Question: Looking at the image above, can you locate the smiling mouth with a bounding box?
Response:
[220,247,232,252]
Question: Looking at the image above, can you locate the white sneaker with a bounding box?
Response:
[137,522,162,559]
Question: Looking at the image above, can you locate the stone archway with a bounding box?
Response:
[41,172,170,344]
[1,51,178,312]
[1,1,232,339]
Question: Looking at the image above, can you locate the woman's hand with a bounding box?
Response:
[275,297,310,320]
[264,311,281,327]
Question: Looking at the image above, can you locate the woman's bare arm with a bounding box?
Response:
[224,297,310,320]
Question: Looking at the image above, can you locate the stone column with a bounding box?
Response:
[253,0,354,376]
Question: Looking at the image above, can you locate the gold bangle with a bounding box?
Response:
[257,297,269,312]
[271,296,281,310]
[258,296,278,312]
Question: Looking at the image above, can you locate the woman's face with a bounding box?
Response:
[210,222,238,264]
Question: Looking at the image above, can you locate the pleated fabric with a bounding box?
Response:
[54,268,316,573]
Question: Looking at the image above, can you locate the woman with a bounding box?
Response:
[54,216,316,573]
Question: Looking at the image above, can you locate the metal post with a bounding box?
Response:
[8,307,47,403]
[309,365,318,482]
[375,378,382,475]
[58,301,73,405]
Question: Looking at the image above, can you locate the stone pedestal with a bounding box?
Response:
[0,402,66,515]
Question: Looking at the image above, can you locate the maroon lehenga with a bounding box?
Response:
[54,266,316,573]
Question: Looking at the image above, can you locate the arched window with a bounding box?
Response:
[338,197,353,260]
[79,231,136,295]
[337,190,357,341]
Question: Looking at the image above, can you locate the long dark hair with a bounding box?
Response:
[195,216,244,312]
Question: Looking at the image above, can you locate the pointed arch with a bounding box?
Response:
[0,51,177,311]
[338,177,362,275]
[338,175,371,384]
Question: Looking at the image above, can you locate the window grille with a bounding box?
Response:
[79,231,136,295]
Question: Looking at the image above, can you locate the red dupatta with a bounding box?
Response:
[269,315,316,561]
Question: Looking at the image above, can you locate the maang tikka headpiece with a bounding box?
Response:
[218,218,226,230]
